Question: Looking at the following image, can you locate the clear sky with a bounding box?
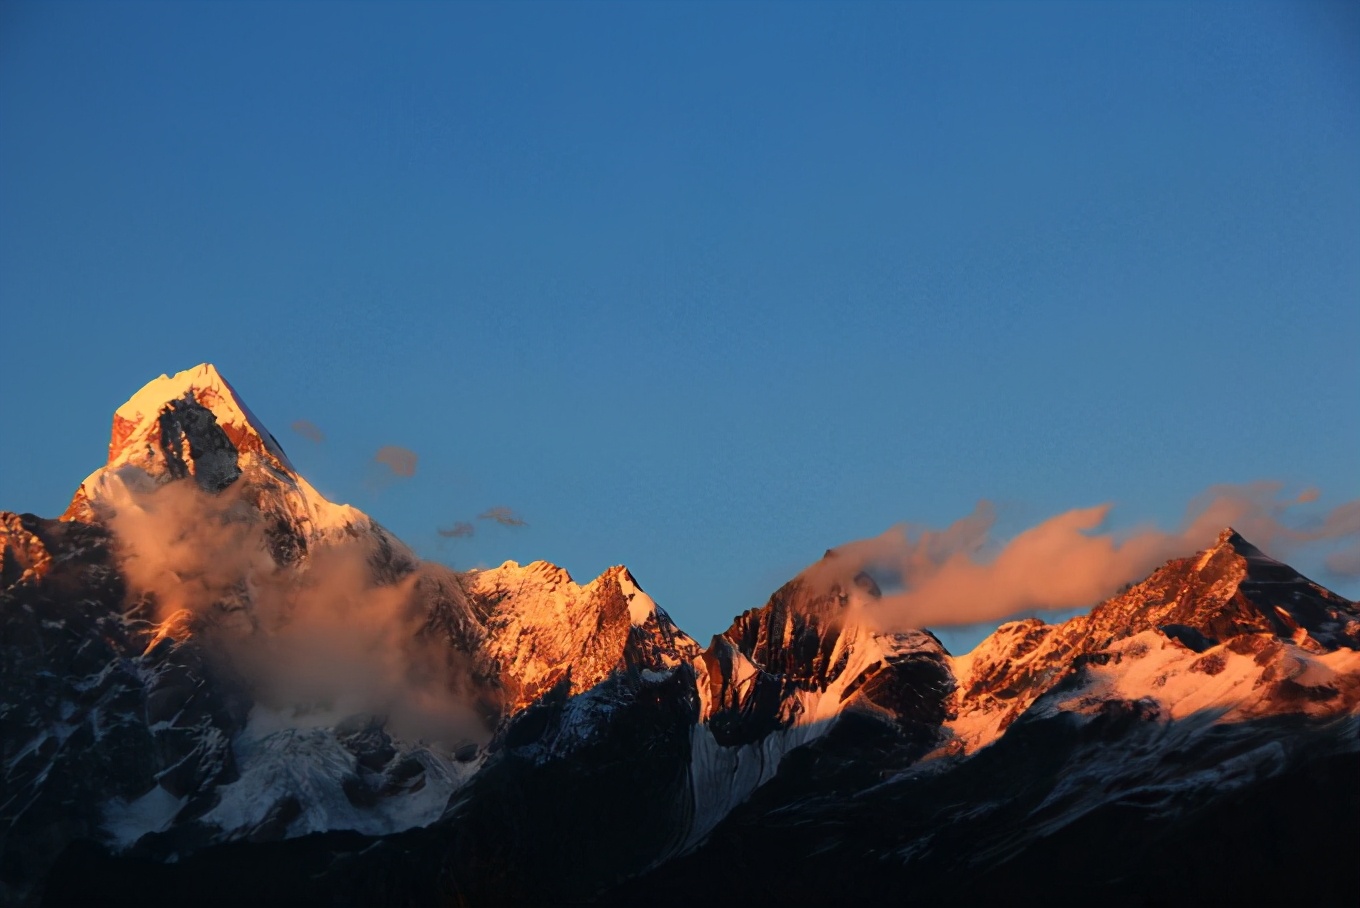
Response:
[2,1,1357,647]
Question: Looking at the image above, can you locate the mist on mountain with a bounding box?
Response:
[807,481,1360,632]
[103,475,487,747]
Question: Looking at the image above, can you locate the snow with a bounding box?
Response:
[678,619,928,853]
[63,368,1360,872]
[1028,630,1360,729]
[114,364,293,470]
[102,785,186,849]
[616,568,658,626]
[81,362,367,539]
[945,702,1014,753]
[945,619,1067,751]
[200,721,475,841]
[73,399,369,545]
[467,560,699,710]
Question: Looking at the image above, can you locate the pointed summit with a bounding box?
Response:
[108,364,293,473]
[1096,525,1360,651]
[63,365,359,526]
[1209,525,1268,559]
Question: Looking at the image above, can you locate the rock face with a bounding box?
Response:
[467,560,700,713]
[3,364,1359,907]
[948,527,1360,751]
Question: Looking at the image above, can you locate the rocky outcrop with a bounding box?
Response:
[4,364,1359,906]
[466,561,700,713]
[949,527,1360,749]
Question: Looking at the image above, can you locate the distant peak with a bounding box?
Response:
[108,364,293,471]
[1188,526,1274,574]
[1211,526,1265,558]
[601,564,639,586]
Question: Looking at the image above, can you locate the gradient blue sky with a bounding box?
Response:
[2,1,1357,646]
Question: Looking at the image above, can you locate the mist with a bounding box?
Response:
[808,482,1360,632]
[104,477,485,747]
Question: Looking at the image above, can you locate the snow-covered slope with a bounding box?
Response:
[949,527,1360,750]
[683,566,954,851]
[65,364,373,550]
[5,365,1359,907]
[466,561,700,712]
[4,364,780,903]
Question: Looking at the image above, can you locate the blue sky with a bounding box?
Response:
[1,1,1357,646]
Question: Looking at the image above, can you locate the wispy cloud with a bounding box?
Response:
[373,445,418,478]
[437,521,475,539]
[290,419,326,443]
[805,482,1360,631]
[478,506,527,527]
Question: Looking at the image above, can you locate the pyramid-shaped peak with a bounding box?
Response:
[109,364,292,471]
[1208,526,1270,561]
[117,364,227,419]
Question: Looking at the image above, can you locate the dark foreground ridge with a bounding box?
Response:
[3,365,1357,907]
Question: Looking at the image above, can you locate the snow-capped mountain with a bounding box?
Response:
[949,527,1360,751]
[3,365,1358,907]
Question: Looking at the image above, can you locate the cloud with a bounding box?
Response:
[1326,543,1360,578]
[806,481,1360,632]
[437,521,475,539]
[290,419,326,444]
[478,506,527,527]
[103,476,485,745]
[374,445,418,478]
[1297,486,1321,504]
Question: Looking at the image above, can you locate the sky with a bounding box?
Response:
[1,0,1357,649]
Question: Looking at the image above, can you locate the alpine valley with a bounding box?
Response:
[2,365,1357,906]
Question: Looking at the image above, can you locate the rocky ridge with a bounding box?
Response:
[2,364,1357,906]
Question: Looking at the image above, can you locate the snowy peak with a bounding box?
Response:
[465,560,700,713]
[611,565,656,625]
[697,568,952,746]
[107,363,294,477]
[719,566,886,687]
[1101,526,1360,651]
[65,364,371,545]
[1212,525,1257,552]
[949,527,1360,751]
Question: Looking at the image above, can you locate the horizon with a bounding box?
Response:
[13,357,1359,655]
[2,1,1357,649]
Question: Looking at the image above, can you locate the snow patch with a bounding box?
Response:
[616,568,658,626]
[102,785,186,849]
[114,364,293,470]
[200,722,474,840]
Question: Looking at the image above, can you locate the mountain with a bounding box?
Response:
[2,364,1357,907]
[615,528,1360,906]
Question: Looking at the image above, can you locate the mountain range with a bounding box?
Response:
[2,364,1356,906]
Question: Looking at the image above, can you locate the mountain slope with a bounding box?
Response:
[949,527,1360,750]
[2,364,1357,906]
[605,531,1360,906]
